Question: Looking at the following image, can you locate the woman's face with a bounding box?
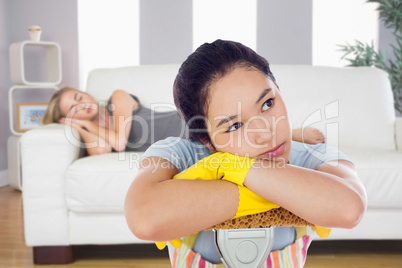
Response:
[59,89,98,120]
[206,67,292,163]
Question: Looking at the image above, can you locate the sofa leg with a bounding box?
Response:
[33,246,74,264]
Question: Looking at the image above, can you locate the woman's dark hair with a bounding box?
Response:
[173,39,276,144]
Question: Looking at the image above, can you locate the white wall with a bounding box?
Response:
[257,0,313,64]
[8,0,79,87]
[379,20,401,115]
[379,21,398,64]
[0,0,10,173]
[140,0,193,64]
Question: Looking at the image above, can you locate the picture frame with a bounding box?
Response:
[16,102,48,132]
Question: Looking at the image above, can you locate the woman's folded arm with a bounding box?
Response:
[244,160,367,229]
[124,157,239,242]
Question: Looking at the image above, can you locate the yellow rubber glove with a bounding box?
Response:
[312,225,331,239]
[174,152,256,186]
[174,152,279,217]
[156,151,331,248]
[155,238,182,250]
[217,152,256,185]
[236,185,280,218]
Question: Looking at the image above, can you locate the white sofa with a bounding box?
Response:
[20,64,402,264]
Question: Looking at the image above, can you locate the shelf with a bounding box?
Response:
[9,85,58,135]
[9,41,62,86]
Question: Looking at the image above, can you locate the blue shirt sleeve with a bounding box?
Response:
[143,140,351,172]
[290,141,352,169]
[141,137,212,172]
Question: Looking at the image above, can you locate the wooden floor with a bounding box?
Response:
[1,185,401,268]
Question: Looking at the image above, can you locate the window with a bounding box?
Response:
[193,0,257,51]
[77,0,140,89]
[312,0,379,66]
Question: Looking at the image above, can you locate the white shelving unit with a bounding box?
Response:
[8,40,62,190]
[8,40,62,135]
[8,85,59,136]
[9,41,62,85]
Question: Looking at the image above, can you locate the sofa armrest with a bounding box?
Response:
[396,117,402,152]
[20,124,82,246]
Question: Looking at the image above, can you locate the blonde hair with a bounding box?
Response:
[42,87,77,125]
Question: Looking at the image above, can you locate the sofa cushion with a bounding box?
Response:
[86,64,180,110]
[66,152,143,212]
[344,148,402,209]
[66,146,402,213]
[272,65,396,151]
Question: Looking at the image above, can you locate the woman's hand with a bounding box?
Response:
[292,127,325,144]
[59,117,87,129]
[59,117,112,155]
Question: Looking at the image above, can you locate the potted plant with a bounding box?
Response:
[338,0,402,115]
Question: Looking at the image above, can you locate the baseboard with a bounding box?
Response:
[0,169,8,188]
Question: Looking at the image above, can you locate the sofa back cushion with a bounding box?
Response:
[271,65,396,151]
[86,64,180,111]
[86,64,396,150]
